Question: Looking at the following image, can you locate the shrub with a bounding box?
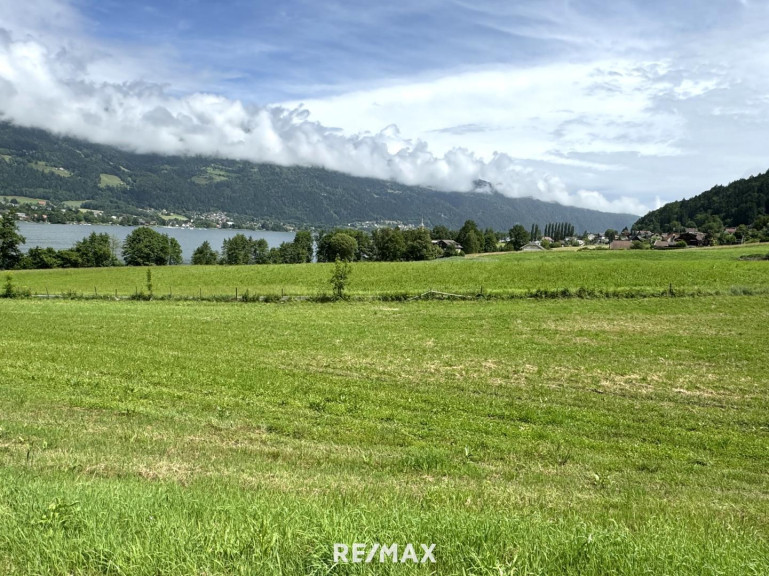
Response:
[329,259,352,300]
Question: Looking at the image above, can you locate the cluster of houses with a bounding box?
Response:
[518,226,727,252]
[520,232,611,251]
[608,228,723,250]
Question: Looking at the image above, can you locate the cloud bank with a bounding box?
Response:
[0,24,646,215]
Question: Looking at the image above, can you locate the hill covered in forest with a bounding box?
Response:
[634,170,769,231]
[0,122,635,231]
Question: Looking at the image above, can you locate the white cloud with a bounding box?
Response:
[291,62,685,160]
[0,25,646,214]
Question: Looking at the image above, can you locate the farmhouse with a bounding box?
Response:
[631,230,653,241]
[678,231,706,246]
[432,239,463,253]
[610,240,632,250]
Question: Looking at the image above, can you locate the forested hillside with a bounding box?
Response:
[634,170,769,231]
[0,122,635,231]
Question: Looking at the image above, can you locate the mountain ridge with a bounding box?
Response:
[0,122,636,232]
[634,170,769,231]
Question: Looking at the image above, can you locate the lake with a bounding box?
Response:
[17,222,297,264]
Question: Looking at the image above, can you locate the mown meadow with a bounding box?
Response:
[7,243,769,299]
[1,246,768,574]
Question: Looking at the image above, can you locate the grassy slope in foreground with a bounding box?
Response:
[1,296,768,574]
[8,243,769,297]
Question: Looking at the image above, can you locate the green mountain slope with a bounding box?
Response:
[635,170,769,231]
[0,122,635,231]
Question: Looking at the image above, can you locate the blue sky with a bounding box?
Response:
[74,0,742,100]
[77,0,582,100]
[1,0,768,214]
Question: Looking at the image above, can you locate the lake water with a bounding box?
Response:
[18,222,297,264]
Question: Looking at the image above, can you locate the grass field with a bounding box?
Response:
[1,249,768,574]
[98,174,127,188]
[191,166,232,185]
[1,294,768,574]
[31,162,72,177]
[1,195,47,205]
[7,244,769,299]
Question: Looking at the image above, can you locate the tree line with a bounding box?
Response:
[543,222,575,242]
[0,211,182,269]
[193,220,583,266]
[1,210,585,271]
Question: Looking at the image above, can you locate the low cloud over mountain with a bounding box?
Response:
[0,16,645,215]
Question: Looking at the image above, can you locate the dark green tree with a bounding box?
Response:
[220,234,253,265]
[700,217,724,245]
[546,222,574,242]
[167,238,182,265]
[74,232,120,267]
[456,220,482,254]
[292,230,314,263]
[266,247,281,264]
[57,249,83,268]
[252,238,270,264]
[122,227,182,266]
[0,211,25,270]
[317,230,365,262]
[345,229,374,261]
[430,225,454,241]
[22,247,60,269]
[325,232,357,262]
[483,228,498,252]
[191,240,219,265]
[372,227,406,261]
[273,231,314,264]
[314,230,332,262]
[403,228,439,261]
[668,221,684,233]
[275,241,302,264]
[507,224,530,251]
